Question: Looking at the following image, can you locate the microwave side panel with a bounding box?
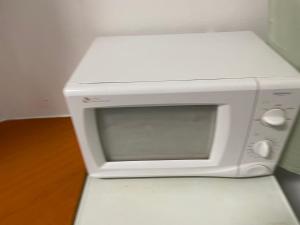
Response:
[64,79,258,178]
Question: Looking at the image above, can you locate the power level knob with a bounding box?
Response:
[253,140,272,158]
[261,109,286,127]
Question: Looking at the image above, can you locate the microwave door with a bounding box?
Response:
[74,176,299,225]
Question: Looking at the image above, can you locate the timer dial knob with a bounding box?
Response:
[253,140,272,158]
[262,109,286,127]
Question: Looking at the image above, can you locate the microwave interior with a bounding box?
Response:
[95,105,217,162]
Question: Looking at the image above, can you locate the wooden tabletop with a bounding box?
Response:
[0,118,86,225]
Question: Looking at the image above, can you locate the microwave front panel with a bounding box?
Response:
[65,79,257,178]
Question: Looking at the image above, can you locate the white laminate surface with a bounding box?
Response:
[75,176,299,225]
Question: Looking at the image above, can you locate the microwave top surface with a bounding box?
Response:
[68,31,299,85]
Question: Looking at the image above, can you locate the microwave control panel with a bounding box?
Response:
[239,78,300,177]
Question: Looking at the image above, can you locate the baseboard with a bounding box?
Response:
[1,114,70,122]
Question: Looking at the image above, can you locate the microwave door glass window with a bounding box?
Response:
[96,106,217,161]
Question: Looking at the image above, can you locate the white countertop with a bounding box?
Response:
[75,176,299,225]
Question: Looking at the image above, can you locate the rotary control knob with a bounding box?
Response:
[253,140,272,158]
[261,109,286,127]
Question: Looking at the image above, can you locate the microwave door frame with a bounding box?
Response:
[65,78,257,178]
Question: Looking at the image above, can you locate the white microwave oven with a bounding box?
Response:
[64,31,300,178]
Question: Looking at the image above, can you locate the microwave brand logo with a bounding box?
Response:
[273,92,292,96]
[82,97,110,103]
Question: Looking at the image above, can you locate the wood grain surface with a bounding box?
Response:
[0,118,86,225]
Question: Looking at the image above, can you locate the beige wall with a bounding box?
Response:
[0,0,268,120]
[0,0,93,120]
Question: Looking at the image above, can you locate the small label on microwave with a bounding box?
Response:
[82,97,110,103]
[273,91,292,96]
